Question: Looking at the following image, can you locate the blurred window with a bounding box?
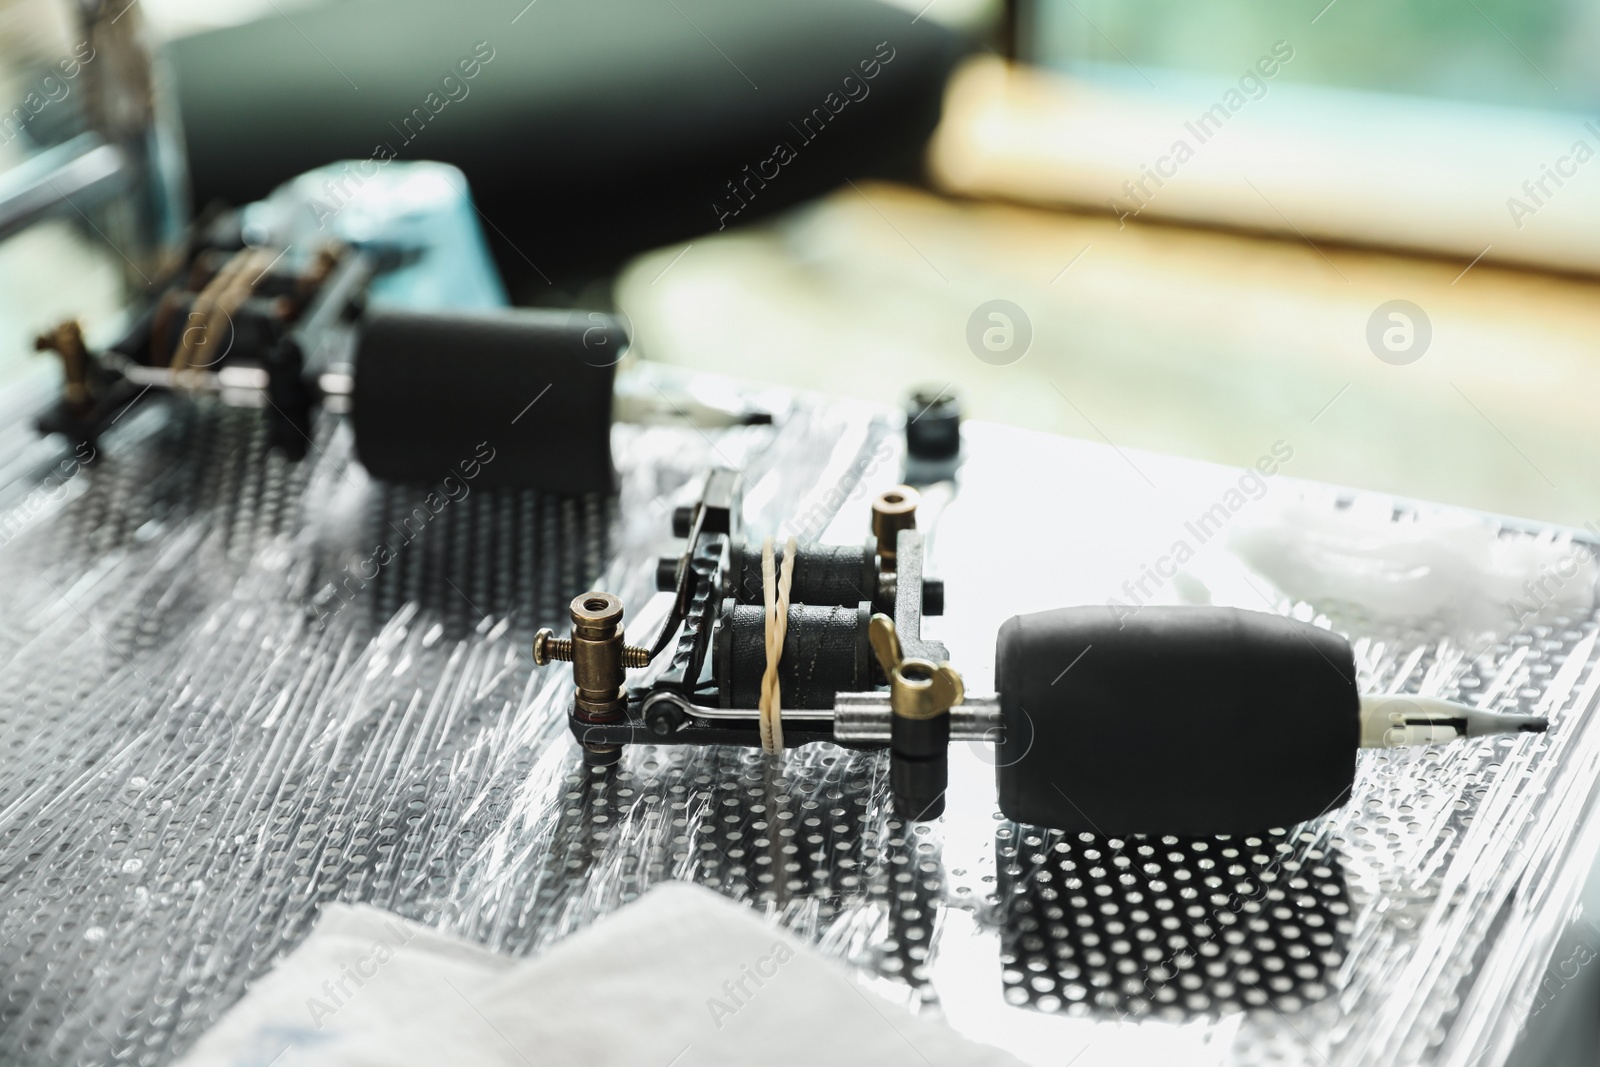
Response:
[1032,0,1597,112]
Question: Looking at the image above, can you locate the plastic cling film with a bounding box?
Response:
[0,369,1592,1066]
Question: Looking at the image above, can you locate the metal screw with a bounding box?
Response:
[532,630,572,665]
[872,485,920,568]
[533,629,648,668]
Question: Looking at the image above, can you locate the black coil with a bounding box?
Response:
[725,540,876,607]
[714,599,872,709]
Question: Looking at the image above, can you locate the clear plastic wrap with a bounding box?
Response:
[0,377,1591,1067]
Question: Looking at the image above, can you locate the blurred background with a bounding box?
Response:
[3,0,1599,532]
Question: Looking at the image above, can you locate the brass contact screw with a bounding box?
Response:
[872,485,920,570]
[532,631,573,664]
[34,320,91,409]
[532,592,650,725]
[534,631,649,669]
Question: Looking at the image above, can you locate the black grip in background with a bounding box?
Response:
[351,308,619,494]
[995,606,1360,837]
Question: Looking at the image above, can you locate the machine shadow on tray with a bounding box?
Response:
[996,824,1351,1019]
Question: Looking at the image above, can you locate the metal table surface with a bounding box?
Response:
[0,365,1594,1067]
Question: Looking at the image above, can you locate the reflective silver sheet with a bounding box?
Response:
[0,371,1592,1067]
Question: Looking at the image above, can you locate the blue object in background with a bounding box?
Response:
[241,160,508,311]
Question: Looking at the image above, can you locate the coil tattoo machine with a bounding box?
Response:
[532,468,968,821]
[31,217,621,495]
[535,469,1551,836]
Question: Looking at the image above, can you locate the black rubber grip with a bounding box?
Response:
[351,309,620,494]
[726,540,876,606]
[995,606,1359,836]
[715,600,871,710]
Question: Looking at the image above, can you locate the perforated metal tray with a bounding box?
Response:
[0,373,1592,1067]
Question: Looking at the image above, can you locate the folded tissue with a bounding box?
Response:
[176,881,1023,1067]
